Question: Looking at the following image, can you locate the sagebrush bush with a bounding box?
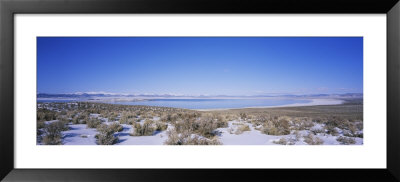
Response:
[109,122,123,132]
[57,115,70,123]
[336,136,356,145]
[303,133,324,145]
[234,124,250,135]
[42,121,67,145]
[79,118,87,124]
[293,119,315,130]
[119,111,137,124]
[274,137,297,145]
[131,120,155,136]
[293,130,301,141]
[196,117,218,138]
[75,112,89,124]
[37,108,58,122]
[155,122,168,131]
[239,113,248,120]
[324,117,353,131]
[37,121,46,130]
[310,128,325,135]
[312,118,324,124]
[87,118,102,128]
[324,124,338,136]
[71,116,80,124]
[165,113,223,141]
[273,138,288,145]
[214,114,229,128]
[164,129,221,145]
[95,124,118,145]
[262,117,290,135]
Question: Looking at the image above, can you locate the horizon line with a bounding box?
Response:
[37,91,364,97]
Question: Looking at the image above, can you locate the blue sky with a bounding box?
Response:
[37,37,363,96]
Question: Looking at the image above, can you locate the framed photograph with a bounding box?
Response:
[1,0,399,181]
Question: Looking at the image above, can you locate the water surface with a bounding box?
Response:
[106,99,311,110]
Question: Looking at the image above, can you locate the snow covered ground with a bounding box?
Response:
[37,99,363,145]
[216,122,282,145]
[62,124,98,145]
[54,121,169,145]
[216,121,362,145]
[40,119,362,145]
[114,124,168,145]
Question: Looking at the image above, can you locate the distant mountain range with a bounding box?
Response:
[37,92,363,98]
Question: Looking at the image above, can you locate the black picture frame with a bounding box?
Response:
[1,0,399,181]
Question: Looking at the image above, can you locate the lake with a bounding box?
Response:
[106,99,312,110]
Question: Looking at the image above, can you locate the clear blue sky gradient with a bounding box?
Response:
[37,37,363,95]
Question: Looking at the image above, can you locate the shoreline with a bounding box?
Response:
[194,99,344,111]
[37,98,347,111]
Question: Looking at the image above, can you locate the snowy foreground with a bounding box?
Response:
[37,101,363,145]
[61,124,168,145]
[217,121,362,145]
[40,119,362,145]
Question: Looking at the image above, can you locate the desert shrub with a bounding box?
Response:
[128,118,139,125]
[336,136,356,145]
[292,130,301,142]
[313,118,324,124]
[87,118,102,128]
[239,113,247,120]
[164,129,221,145]
[131,120,155,136]
[160,114,170,123]
[37,121,46,129]
[224,114,238,121]
[324,124,338,136]
[37,111,46,122]
[42,121,67,145]
[234,124,251,135]
[67,110,77,118]
[79,119,87,124]
[354,132,363,138]
[355,121,363,131]
[155,122,168,131]
[273,138,288,145]
[251,116,267,126]
[71,116,80,124]
[95,124,118,145]
[143,111,155,119]
[107,112,118,122]
[263,127,280,135]
[196,117,218,138]
[173,118,195,133]
[76,112,90,124]
[303,133,323,145]
[310,127,325,135]
[37,121,46,136]
[325,117,353,131]
[342,122,363,138]
[342,129,354,137]
[171,115,221,138]
[57,115,70,123]
[119,112,137,124]
[262,117,290,136]
[109,122,123,132]
[162,113,179,122]
[56,120,70,131]
[214,115,229,128]
[37,109,58,122]
[293,119,315,130]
